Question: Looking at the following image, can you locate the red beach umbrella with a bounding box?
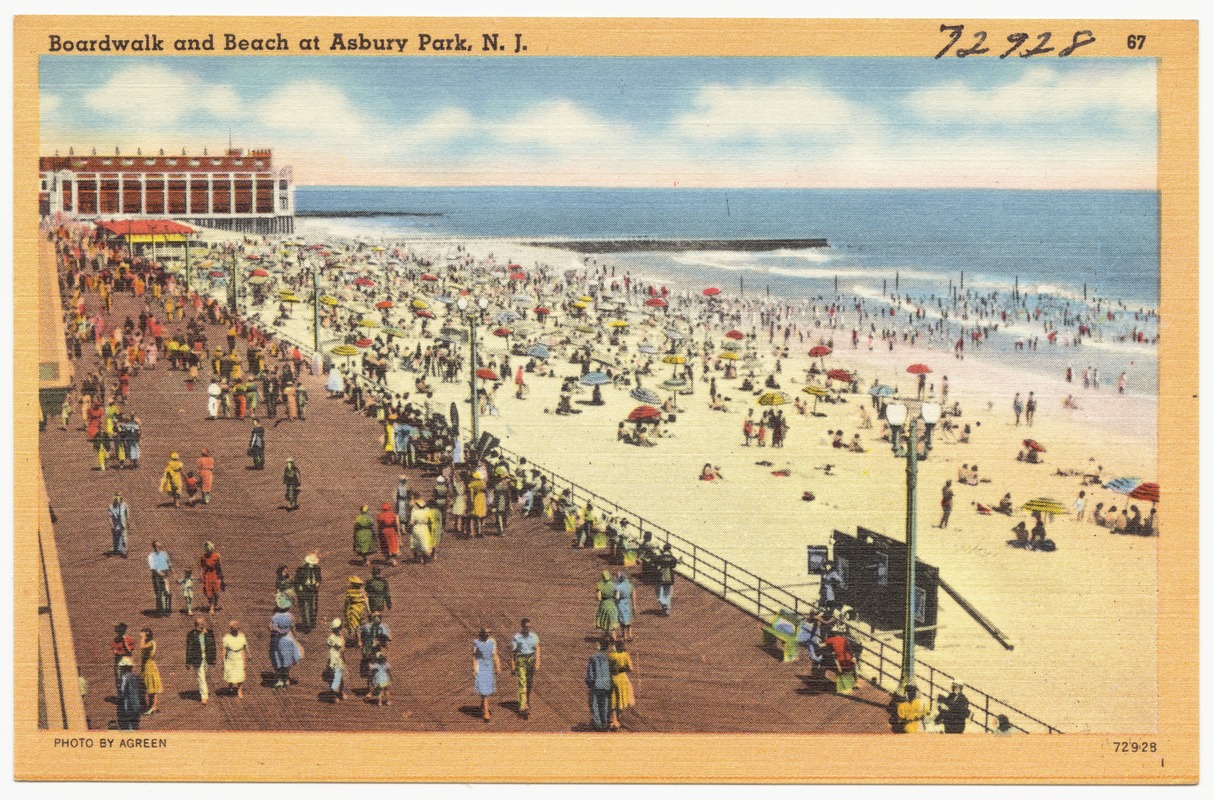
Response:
[509,272,527,282]
[1128,482,1159,503]
[493,327,513,337]
[809,345,832,357]
[355,337,373,348]
[626,405,663,422]
[420,273,438,282]
[702,287,720,296]
[354,277,374,287]
[725,329,745,340]
[375,300,394,310]
[1022,439,1046,453]
[413,310,434,319]
[246,254,260,261]
[208,270,226,278]
[645,297,668,308]
[827,369,853,383]
[906,363,932,375]
[475,368,499,381]
[533,306,551,316]
[249,268,269,277]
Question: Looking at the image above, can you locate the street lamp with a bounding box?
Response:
[456,296,490,444]
[884,397,941,696]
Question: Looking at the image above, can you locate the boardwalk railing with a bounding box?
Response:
[37,473,89,730]
[494,444,1061,735]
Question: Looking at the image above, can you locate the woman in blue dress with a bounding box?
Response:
[472,627,500,722]
[614,570,635,642]
[269,596,303,688]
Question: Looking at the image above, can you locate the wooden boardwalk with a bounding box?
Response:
[40,268,893,734]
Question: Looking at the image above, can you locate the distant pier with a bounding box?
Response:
[527,237,829,253]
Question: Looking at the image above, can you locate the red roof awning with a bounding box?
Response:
[97,219,195,237]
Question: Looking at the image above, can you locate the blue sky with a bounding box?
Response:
[39,56,1157,188]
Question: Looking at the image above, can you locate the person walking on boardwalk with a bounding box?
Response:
[468,470,488,537]
[196,448,215,504]
[472,627,501,722]
[111,623,137,694]
[608,641,636,731]
[937,480,954,529]
[369,651,393,707]
[296,383,309,420]
[595,570,620,641]
[199,541,226,614]
[393,475,412,519]
[269,596,304,688]
[375,502,402,567]
[896,685,931,733]
[935,681,971,734]
[326,618,347,701]
[115,657,143,730]
[343,576,370,641]
[206,378,221,420]
[585,637,613,731]
[247,418,265,470]
[184,616,217,705]
[358,610,392,685]
[282,456,301,510]
[108,492,129,557]
[139,627,162,715]
[222,620,247,698]
[510,618,540,719]
[614,571,635,642]
[655,544,678,616]
[409,497,435,563]
[293,552,322,632]
[159,452,184,507]
[147,540,173,616]
[365,566,392,614]
[353,505,376,566]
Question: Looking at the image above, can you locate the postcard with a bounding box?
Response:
[12,14,1198,783]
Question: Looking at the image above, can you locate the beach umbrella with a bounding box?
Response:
[721,341,743,352]
[1102,476,1142,494]
[431,295,453,305]
[533,306,551,316]
[580,371,610,386]
[645,298,668,308]
[802,385,828,397]
[420,273,439,282]
[907,363,932,375]
[758,391,790,406]
[414,309,435,319]
[493,326,513,337]
[375,300,394,310]
[513,294,533,305]
[809,344,832,359]
[630,387,661,404]
[509,271,527,282]
[664,329,685,341]
[578,295,594,304]
[1022,498,1068,516]
[662,355,686,365]
[606,320,629,329]
[637,344,659,355]
[331,344,358,356]
[725,329,745,340]
[358,318,379,328]
[249,268,269,278]
[1022,439,1046,453]
[627,405,663,422]
[1128,482,1160,504]
[245,275,270,285]
[440,326,468,341]
[319,295,339,306]
[412,299,430,310]
[827,369,853,383]
[281,294,301,303]
[355,337,373,348]
[246,254,261,261]
[717,351,740,361]
[660,378,687,391]
[354,278,374,287]
[382,327,407,338]
[868,384,896,397]
[475,368,499,381]
[571,301,589,310]
[209,270,226,278]
[527,344,550,360]
[496,310,519,323]
[702,287,720,296]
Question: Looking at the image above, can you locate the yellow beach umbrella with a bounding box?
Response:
[331,344,359,356]
[571,301,589,310]
[606,320,629,329]
[802,385,828,397]
[280,294,301,303]
[319,295,339,306]
[757,391,790,406]
[717,351,740,361]
[358,318,379,328]
[578,295,594,304]
[412,299,430,310]
[662,354,686,365]
[1022,498,1068,516]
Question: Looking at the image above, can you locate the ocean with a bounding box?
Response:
[294,186,1161,391]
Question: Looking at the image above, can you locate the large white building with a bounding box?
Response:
[40,146,295,234]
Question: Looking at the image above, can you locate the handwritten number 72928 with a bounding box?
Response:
[936,24,1096,58]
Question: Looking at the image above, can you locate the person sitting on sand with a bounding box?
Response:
[1126,505,1143,535]
[831,430,845,449]
[662,397,676,414]
[739,377,754,392]
[1143,508,1157,535]
[878,421,892,442]
[636,426,655,448]
[938,418,957,441]
[1092,502,1106,526]
[858,406,872,429]
[1063,394,1080,410]
[1030,513,1048,549]
[699,464,722,481]
[1110,507,1128,533]
[957,464,971,484]
[1010,521,1029,547]
[848,434,865,454]
[710,396,729,412]
[994,493,1014,515]
[764,374,780,389]
[617,422,633,445]
[957,424,972,444]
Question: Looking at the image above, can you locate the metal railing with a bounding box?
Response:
[493,443,1061,735]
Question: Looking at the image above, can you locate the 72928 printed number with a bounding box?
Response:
[1113,741,1157,753]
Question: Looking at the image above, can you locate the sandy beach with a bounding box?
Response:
[189,223,1158,733]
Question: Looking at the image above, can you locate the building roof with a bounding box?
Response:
[96,219,195,237]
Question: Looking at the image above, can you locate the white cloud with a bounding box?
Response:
[255,81,368,136]
[491,100,624,151]
[83,65,243,126]
[904,64,1156,126]
[406,106,476,145]
[674,83,862,141]
[40,92,61,116]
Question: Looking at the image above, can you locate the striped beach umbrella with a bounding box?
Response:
[1022,498,1068,516]
[580,372,610,386]
[758,391,790,406]
[630,387,661,404]
[319,295,339,306]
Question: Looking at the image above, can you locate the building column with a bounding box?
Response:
[140,174,147,215]
[207,174,214,215]
[229,173,235,215]
[117,173,123,214]
[95,174,101,215]
[183,174,189,215]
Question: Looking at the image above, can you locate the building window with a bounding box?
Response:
[121,159,134,166]
[254,162,264,169]
[189,160,200,166]
[101,159,112,165]
[167,159,177,166]
[144,159,156,165]
[211,160,222,166]
[280,196,288,211]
